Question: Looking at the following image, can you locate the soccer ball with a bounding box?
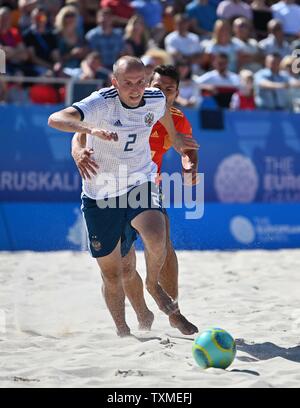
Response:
[192,328,236,369]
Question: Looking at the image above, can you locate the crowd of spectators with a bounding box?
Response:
[0,0,300,110]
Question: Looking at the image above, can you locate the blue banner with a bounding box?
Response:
[1,106,300,203]
[1,202,300,251]
[1,105,300,250]
[0,105,81,201]
[162,110,300,203]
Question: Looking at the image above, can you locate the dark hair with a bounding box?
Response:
[175,59,192,80]
[150,65,180,88]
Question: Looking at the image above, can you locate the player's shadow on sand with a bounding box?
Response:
[236,339,300,363]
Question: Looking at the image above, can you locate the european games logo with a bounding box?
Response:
[214,154,259,203]
[230,216,256,244]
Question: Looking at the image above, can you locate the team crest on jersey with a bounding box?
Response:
[144,112,154,127]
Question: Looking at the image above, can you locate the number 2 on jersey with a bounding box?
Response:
[124,134,137,152]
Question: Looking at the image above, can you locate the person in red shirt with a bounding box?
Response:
[71,65,199,335]
[0,6,29,74]
[230,69,256,110]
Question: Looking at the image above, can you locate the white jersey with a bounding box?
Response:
[73,86,166,200]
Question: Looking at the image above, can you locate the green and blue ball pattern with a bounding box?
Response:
[192,328,236,369]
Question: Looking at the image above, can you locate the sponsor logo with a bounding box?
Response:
[113,120,123,127]
[230,215,300,244]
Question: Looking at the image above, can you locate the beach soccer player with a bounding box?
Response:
[72,64,199,335]
[48,56,199,337]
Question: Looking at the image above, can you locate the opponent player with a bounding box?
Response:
[48,56,199,337]
[72,65,199,335]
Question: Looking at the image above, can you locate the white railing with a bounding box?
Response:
[0,75,104,105]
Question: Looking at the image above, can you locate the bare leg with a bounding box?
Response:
[159,215,198,335]
[122,246,154,330]
[96,241,130,337]
[131,210,178,315]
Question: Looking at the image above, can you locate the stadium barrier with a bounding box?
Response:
[0,105,300,251]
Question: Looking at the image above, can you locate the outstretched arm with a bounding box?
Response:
[158,109,199,155]
[182,149,200,186]
[48,107,118,141]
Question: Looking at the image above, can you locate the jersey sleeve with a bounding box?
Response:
[72,91,107,126]
[175,114,192,135]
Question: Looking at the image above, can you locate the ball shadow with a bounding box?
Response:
[236,338,300,363]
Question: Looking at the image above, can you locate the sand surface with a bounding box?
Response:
[1,250,300,388]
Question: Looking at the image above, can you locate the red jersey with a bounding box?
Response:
[150,106,192,173]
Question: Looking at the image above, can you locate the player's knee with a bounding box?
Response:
[144,229,166,256]
[122,263,136,282]
[100,267,121,286]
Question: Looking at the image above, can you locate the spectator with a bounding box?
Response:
[258,19,291,59]
[164,14,202,62]
[85,7,125,70]
[203,19,239,72]
[23,6,59,75]
[280,55,300,111]
[78,0,98,33]
[63,51,111,83]
[131,0,164,45]
[254,53,291,110]
[18,0,38,34]
[271,0,300,39]
[0,6,29,74]
[230,69,256,109]
[251,0,272,40]
[131,0,163,31]
[175,58,201,107]
[64,0,85,38]
[100,0,134,27]
[41,0,63,28]
[232,17,261,72]
[195,52,240,107]
[2,0,20,28]
[185,0,217,37]
[123,14,148,57]
[217,0,252,22]
[54,5,87,69]
[143,47,173,66]
[162,4,176,35]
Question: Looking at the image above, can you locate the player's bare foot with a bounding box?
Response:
[138,310,155,331]
[117,325,131,337]
[147,283,178,315]
[169,313,198,335]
